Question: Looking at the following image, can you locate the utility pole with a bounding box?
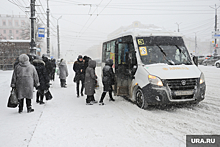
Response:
[210,4,220,56]
[47,0,50,57]
[175,22,181,32]
[194,32,197,55]
[30,0,36,56]
[57,16,62,59]
[52,16,62,59]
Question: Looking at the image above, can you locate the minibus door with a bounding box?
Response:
[114,43,133,97]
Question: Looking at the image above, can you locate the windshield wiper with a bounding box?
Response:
[156,45,175,65]
[175,45,192,65]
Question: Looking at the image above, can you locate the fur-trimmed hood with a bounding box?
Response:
[33,59,45,66]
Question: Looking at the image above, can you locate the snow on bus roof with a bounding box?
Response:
[107,28,182,41]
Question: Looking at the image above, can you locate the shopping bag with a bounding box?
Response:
[45,90,53,100]
[95,79,99,90]
[7,89,19,108]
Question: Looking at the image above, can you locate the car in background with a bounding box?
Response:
[203,55,220,66]
[197,55,206,65]
[214,60,220,68]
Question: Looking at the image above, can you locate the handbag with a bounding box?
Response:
[7,89,19,108]
[73,74,80,83]
[45,90,53,100]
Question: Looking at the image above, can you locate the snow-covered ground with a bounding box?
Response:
[0,65,219,147]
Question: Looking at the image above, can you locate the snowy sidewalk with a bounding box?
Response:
[1,65,220,147]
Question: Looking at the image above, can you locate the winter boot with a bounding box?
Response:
[27,107,34,113]
[39,101,45,105]
[86,102,93,105]
[18,109,23,113]
[109,92,115,101]
[99,101,104,105]
[109,98,115,101]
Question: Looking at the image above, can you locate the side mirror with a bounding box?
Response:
[193,56,198,66]
[131,65,137,75]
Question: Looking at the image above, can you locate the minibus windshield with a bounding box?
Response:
[136,37,192,65]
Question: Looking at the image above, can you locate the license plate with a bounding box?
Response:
[174,90,194,96]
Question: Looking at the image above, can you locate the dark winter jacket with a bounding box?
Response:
[11,54,40,99]
[59,60,68,79]
[33,59,50,91]
[73,57,85,81]
[85,60,97,96]
[51,59,56,74]
[83,56,91,74]
[102,59,115,92]
[43,56,52,76]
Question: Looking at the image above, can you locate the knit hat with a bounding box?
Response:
[19,54,29,64]
[78,55,83,59]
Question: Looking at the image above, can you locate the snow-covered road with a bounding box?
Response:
[0,65,219,147]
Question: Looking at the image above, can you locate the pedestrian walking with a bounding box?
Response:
[83,56,91,71]
[59,59,68,88]
[99,59,115,105]
[42,54,52,81]
[33,56,50,104]
[73,55,85,97]
[85,60,97,105]
[10,54,40,113]
[51,58,56,81]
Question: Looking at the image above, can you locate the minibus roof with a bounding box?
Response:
[106,28,183,41]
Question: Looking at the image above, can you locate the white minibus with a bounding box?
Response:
[101,28,206,109]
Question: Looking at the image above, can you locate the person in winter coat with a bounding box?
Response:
[33,56,50,104]
[99,59,115,105]
[73,55,85,97]
[11,54,40,113]
[83,56,91,72]
[50,58,56,81]
[42,54,52,80]
[84,60,97,105]
[59,59,68,88]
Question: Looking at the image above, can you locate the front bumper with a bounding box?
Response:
[141,82,206,105]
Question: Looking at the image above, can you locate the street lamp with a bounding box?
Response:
[52,15,62,59]
[175,22,181,32]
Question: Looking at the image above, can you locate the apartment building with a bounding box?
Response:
[0,14,30,40]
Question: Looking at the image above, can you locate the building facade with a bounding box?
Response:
[0,14,30,40]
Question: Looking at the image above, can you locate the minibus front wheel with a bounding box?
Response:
[136,88,148,109]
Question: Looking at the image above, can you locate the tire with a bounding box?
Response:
[216,63,220,68]
[203,62,207,66]
[136,88,148,109]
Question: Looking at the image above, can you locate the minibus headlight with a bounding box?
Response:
[148,75,163,86]
[200,72,205,84]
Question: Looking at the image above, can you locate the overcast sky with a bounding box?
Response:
[1,0,220,56]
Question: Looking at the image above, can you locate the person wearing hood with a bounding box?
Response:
[51,58,56,81]
[42,54,52,80]
[10,54,40,113]
[59,59,68,88]
[99,59,115,105]
[84,60,97,105]
[73,55,85,97]
[33,56,50,104]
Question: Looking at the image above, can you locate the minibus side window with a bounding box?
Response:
[102,43,107,62]
[106,42,111,61]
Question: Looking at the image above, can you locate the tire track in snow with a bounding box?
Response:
[109,100,185,145]
[110,97,219,145]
